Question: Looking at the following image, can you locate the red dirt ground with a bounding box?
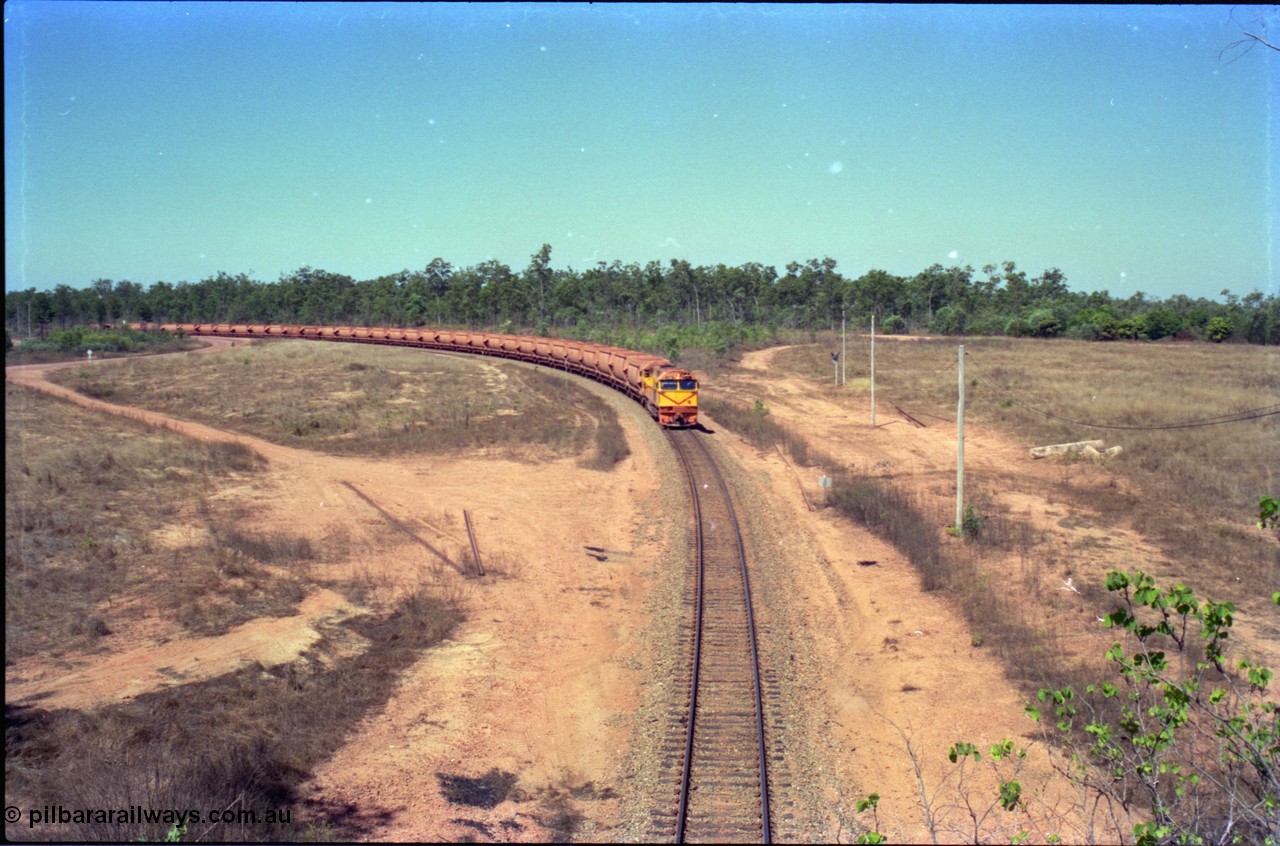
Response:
[13,338,1262,841]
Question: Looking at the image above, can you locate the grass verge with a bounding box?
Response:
[707,394,1134,709]
[45,340,632,465]
[3,384,317,658]
[5,586,461,842]
[6,381,465,842]
[768,337,1279,601]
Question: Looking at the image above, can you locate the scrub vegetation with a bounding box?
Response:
[5,383,291,657]
[5,325,199,364]
[5,382,465,842]
[767,336,1278,590]
[707,337,1278,844]
[713,337,1277,679]
[45,340,631,469]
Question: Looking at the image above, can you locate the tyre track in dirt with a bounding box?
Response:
[6,340,669,841]
[6,341,370,708]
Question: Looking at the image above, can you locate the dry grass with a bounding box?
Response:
[6,586,461,842]
[580,390,632,471]
[706,395,1075,690]
[46,341,630,465]
[5,380,465,842]
[699,396,814,468]
[6,341,629,842]
[770,337,1279,604]
[711,337,1279,726]
[3,383,313,658]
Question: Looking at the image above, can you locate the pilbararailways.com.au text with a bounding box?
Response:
[7,804,292,828]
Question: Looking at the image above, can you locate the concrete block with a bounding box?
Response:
[1029,440,1105,459]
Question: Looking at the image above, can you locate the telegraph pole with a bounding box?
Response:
[841,308,846,386]
[956,345,965,531]
[870,314,877,427]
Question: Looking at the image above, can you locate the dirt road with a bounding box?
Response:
[7,342,666,841]
[7,339,1143,841]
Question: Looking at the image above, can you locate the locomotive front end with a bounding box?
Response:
[655,369,698,428]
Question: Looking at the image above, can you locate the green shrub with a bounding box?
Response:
[1206,316,1233,343]
[1116,316,1145,340]
[929,306,968,336]
[1142,309,1182,340]
[1005,317,1032,338]
[1028,309,1063,338]
[880,315,907,334]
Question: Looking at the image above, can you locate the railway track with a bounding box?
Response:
[653,429,771,843]
[125,324,784,837]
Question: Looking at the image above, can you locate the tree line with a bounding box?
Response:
[6,245,1279,352]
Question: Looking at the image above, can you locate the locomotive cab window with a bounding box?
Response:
[660,380,679,390]
[680,379,697,390]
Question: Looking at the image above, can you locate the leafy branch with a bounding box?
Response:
[1029,571,1278,845]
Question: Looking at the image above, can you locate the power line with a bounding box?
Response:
[963,354,1280,431]
[994,397,1280,431]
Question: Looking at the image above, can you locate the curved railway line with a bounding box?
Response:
[127,323,779,840]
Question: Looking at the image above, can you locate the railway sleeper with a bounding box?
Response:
[689,772,763,785]
[683,819,764,833]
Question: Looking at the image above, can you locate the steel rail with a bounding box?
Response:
[673,431,707,843]
[132,322,765,836]
[669,430,771,843]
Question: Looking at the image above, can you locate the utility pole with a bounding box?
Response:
[841,308,846,386]
[956,345,965,531]
[870,314,876,427]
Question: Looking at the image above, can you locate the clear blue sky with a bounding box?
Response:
[5,2,1277,300]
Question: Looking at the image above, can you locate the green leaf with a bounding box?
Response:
[855,793,880,813]
[998,780,1023,811]
[1259,495,1279,529]
[990,739,1014,760]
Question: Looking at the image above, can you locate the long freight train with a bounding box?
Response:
[137,323,699,428]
